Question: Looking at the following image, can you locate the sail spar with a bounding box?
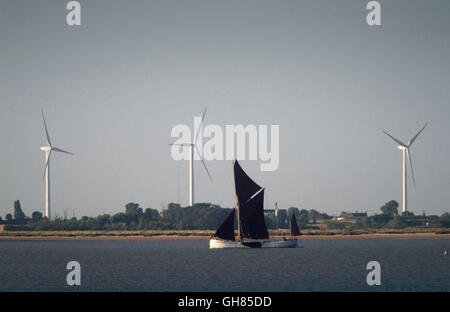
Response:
[234,160,269,240]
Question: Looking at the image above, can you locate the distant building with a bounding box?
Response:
[264,209,276,218]
[264,208,288,228]
[333,211,367,221]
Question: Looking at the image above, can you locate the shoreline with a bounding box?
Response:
[1,232,450,241]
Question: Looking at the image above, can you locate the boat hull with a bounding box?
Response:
[209,238,297,249]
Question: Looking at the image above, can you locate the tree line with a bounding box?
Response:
[0,201,329,231]
[1,200,449,231]
[325,200,450,230]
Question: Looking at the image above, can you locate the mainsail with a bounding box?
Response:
[213,209,236,241]
[290,214,301,237]
[234,160,269,240]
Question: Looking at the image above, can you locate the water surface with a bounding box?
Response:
[0,239,449,291]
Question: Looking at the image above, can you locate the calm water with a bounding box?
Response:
[0,239,449,291]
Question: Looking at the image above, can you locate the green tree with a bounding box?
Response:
[299,209,308,218]
[402,210,415,217]
[14,200,26,221]
[97,214,111,228]
[369,214,392,228]
[5,214,13,222]
[380,200,399,216]
[440,213,450,228]
[143,208,160,222]
[112,212,126,224]
[287,207,300,219]
[429,216,442,228]
[125,203,142,223]
[31,211,43,222]
[276,209,288,228]
[308,209,321,223]
[385,215,406,229]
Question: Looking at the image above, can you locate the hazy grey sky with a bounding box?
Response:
[1,0,449,218]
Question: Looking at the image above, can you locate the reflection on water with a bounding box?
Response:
[0,239,449,291]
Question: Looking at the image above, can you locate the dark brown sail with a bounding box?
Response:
[239,189,269,239]
[290,214,301,236]
[213,209,235,241]
[234,160,269,240]
[234,160,262,205]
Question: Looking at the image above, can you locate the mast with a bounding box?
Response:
[233,161,241,242]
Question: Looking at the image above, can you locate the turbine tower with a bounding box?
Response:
[169,107,212,206]
[40,111,74,220]
[383,123,428,214]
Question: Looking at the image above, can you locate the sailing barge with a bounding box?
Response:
[209,160,299,248]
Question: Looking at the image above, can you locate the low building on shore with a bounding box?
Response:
[333,211,368,221]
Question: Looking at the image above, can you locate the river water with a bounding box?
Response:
[0,238,449,291]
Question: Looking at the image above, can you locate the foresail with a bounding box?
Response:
[213,208,235,241]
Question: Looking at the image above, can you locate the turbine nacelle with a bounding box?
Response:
[397,146,407,151]
[40,146,51,152]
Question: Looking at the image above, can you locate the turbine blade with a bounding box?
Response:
[408,123,428,146]
[51,147,74,155]
[41,110,52,145]
[43,150,52,181]
[406,148,416,188]
[193,106,207,145]
[200,158,213,182]
[382,130,407,147]
[194,146,213,182]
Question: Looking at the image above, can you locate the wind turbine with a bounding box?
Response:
[40,111,74,220]
[169,107,213,207]
[383,123,428,214]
